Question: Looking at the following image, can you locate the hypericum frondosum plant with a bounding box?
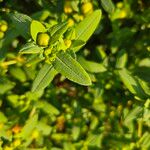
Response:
[9,10,101,92]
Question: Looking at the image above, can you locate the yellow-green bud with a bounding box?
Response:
[36,32,50,47]
[0,31,4,39]
[0,24,8,32]
[64,39,72,48]
[81,2,93,15]
[67,19,74,27]
[64,6,72,14]
[44,47,53,56]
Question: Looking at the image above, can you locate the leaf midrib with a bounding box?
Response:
[76,13,98,40]
[32,65,53,91]
[56,55,87,82]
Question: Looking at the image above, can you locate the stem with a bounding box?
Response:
[0,60,17,67]
[138,119,143,138]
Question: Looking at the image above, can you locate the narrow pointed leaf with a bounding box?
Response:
[36,101,60,116]
[138,79,150,96]
[49,22,68,36]
[32,64,57,92]
[101,0,115,13]
[17,114,38,139]
[53,51,91,86]
[78,56,107,73]
[73,10,102,52]
[138,132,150,148]
[49,22,68,45]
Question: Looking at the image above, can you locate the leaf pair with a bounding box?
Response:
[32,52,91,92]
[12,10,102,92]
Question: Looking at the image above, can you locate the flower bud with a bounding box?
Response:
[36,32,50,47]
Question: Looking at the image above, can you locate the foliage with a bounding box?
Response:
[0,0,150,150]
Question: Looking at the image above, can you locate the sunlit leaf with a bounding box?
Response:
[30,20,46,42]
[32,64,57,92]
[53,51,91,86]
[74,10,102,52]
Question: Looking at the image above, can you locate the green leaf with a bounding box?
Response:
[30,20,46,42]
[70,40,85,51]
[49,22,68,45]
[87,134,103,148]
[0,112,7,123]
[36,122,52,136]
[17,114,38,139]
[138,132,150,149]
[32,64,57,92]
[66,50,76,59]
[49,22,68,36]
[74,10,102,52]
[138,79,150,96]
[101,0,115,13]
[25,55,44,66]
[9,67,27,82]
[139,58,150,67]
[123,106,143,126]
[23,66,36,80]
[9,12,32,39]
[32,10,50,21]
[63,142,76,150]
[19,42,43,54]
[118,68,148,99]
[7,94,19,108]
[78,56,107,73]
[71,126,80,141]
[53,51,91,86]
[36,101,59,116]
[0,79,15,95]
[116,50,128,69]
[50,148,63,150]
